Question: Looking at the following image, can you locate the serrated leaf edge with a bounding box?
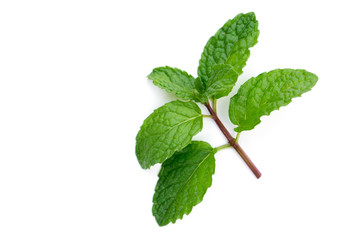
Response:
[148,66,200,101]
[231,69,318,132]
[136,100,203,169]
[153,148,216,226]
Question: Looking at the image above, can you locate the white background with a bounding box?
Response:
[1,0,359,239]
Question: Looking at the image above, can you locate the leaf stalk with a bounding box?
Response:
[212,98,217,114]
[235,132,240,143]
[214,143,231,151]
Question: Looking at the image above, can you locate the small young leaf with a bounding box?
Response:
[152,141,216,226]
[229,69,318,132]
[204,64,238,99]
[194,77,205,94]
[148,66,200,101]
[194,77,208,103]
[198,12,259,84]
[136,100,203,169]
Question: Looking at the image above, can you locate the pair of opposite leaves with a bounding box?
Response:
[136,12,318,226]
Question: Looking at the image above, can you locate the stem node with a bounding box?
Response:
[205,102,262,179]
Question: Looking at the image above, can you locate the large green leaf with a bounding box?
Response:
[136,100,203,169]
[152,141,216,226]
[198,12,259,85]
[229,69,318,132]
[148,66,201,101]
[204,64,238,99]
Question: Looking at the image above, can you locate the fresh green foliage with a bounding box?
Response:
[198,12,259,84]
[153,141,216,226]
[229,69,318,132]
[204,64,238,100]
[148,66,200,101]
[136,100,203,169]
[135,12,318,226]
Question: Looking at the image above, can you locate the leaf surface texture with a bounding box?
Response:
[152,141,216,226]
[229,69,318,132]
[198,12,259,87]
[148,67,201,101]
[204,64,238,99]
[136,101,203,168]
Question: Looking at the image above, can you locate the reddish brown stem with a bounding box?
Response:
[205,102,262,179]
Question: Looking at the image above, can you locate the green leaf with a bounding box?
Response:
[148,66,201,101]
[198,12,259,85]
[136,100,203,169]
[204,64,238,99]
[194,77,205,94]
[152,141,216,226]
[229,69,318,132]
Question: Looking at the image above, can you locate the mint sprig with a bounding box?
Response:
[135,12,318,226]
